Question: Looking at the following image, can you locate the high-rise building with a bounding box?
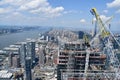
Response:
[78,31,84,39]
[12,55,20,68]
[25,57,32,80]
[39,45,46,67]
[19,43,26,67]
[8,52,13,67]
[26,41,35,65]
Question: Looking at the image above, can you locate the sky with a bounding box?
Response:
[0,0,120,31]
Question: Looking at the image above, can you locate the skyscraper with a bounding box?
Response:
[19,43,26,67]
[25,57,32,80]
[26,41,35,65]
[39,45,46,67]
[8,52,13,67]
[12,55,20,68]
[78,31,84,39]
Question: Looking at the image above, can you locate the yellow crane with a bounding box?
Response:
[90,8,110,38]
[90,8,120,80]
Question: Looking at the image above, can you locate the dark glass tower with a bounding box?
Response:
[25,57,32,80]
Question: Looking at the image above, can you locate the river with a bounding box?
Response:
[0,30,46,50]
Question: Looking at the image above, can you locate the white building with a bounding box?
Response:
[0,70,13,80]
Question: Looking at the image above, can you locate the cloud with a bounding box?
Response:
[103,10,108,14]
[0,0,14,5]
[100,15,111,22]
[0,0,64,17]
[18,0,64,17]
[107,0,120,8]
[0,0,26,6]
[93,15,111,23]
[0,7,12,14]
[18,0,49,10]
[63,10,78,14]
[106,0,120,14]
[0,8,8,14]
[116,9,120,13]
[30,6,64,17]
[12,12,22,16]
[80,19,86,23]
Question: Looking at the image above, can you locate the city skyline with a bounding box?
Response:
[0,0,120,30]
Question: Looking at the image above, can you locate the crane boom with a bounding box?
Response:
[91,8,110,38]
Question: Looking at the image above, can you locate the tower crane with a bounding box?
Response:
[83,7,120,80]
[84,8,110,80]
[90,8,120,80]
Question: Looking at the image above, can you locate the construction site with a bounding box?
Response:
[56,8,120,80]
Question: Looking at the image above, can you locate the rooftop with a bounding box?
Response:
[0,70,13,79]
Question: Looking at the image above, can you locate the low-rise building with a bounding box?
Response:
[0,70,13,80]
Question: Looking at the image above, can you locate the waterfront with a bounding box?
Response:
[0,30,46,49]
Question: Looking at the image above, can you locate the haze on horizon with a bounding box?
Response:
[0,0,120,31]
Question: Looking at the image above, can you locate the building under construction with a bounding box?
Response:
[57,41,111,80]
[56,8,120,80]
